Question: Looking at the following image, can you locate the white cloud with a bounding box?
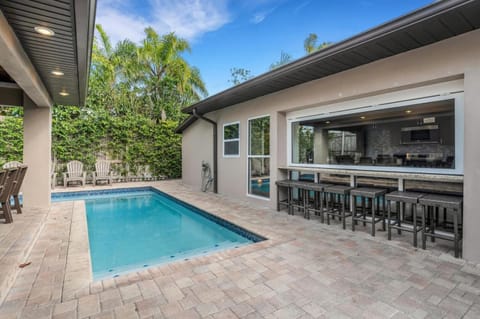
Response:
[250,12,267,24]
[250,7,276,24]
[96,9,148,45]
[293,1,311,14]
[96,0,230,44]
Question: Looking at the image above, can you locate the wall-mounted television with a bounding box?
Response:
[401,125,440,144]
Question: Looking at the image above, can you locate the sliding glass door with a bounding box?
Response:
[248,116,270,198]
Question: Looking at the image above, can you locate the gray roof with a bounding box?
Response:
[0,0,97,106]
[176,0,480,133]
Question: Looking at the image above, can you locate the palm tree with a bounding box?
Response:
[137,28,208,121]
[304,33,332,54]
[90,25,141,116]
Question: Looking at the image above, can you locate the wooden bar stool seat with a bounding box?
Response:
[419,194,463,258]
[296,181,332,221]
[386,191,425,247]
[276,179,296,214]
[351,187,387,236]
[324,185,353,229]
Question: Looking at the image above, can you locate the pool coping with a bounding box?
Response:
[61,185,272,301]
[62,200,93,301]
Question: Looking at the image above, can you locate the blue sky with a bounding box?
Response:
[97,0,433,96]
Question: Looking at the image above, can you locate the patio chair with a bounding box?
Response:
[0,170,6,198]
[126,164,141,182]
[93,160,112,185]
[63,160,86,187]
[10,165,28,214]
[0,167,19,223]
[2,161,22,169]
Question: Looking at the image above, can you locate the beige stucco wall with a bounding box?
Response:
[182,29,480,261]
[22,96,51,208]
[181,118,214,191]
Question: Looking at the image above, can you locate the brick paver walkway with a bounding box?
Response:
[1,181,480,318]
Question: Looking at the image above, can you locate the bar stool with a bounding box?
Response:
[276,179,294,213]
[293,181,314,219]
[419,194,463,258]
[351,187,387,236]
[385,191,425,247]
[324,185,353,229]
[289,181,308,216]
[300,182,332,221]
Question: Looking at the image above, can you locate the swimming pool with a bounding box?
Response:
[53,187,264,279]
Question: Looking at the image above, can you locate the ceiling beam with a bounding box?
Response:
[0,81,19,89]
[0,10,53,108]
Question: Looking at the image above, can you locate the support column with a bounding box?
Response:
[22,95,51,208]
[463,67,480,262]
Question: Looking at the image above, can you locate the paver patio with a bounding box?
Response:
[1,180,480,318]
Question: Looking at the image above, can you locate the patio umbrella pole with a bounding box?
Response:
[193,108,218,193]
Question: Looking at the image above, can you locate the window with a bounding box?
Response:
[248,116,270,198]
[290,94,464,173]
[223,122,240,157]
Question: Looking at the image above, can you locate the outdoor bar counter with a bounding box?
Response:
[278,166,463,193]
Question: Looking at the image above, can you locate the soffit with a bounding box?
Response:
[0,0,96,106]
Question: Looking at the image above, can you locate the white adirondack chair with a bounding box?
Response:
[63,160,86,187]
[2,161,22,169]
[93,160,112,185]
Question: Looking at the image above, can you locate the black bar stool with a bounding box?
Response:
[324,185,353,229]
[386,191,425,247]
[294,181,315,219]
[298,182,332,221]
[419,194,463,258]
[289,181,308,216]
[276,180,295,213]
[351,187,387,236]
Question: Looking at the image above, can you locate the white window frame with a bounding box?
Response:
[247,115,271,200]
[287,92,464,175]
[223,121,240,158]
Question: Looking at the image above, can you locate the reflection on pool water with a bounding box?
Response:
[250,178,270,197]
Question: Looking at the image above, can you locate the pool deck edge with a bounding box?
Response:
[62,200,92,301]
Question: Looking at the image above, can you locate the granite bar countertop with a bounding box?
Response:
[278,166,463,183]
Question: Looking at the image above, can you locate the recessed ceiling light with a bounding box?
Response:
[405,110,412,114]
[59,91,69,96]
[34,26,55,36]
[51,70,64,76]
[325,121,331,124]
[360,116,366,120]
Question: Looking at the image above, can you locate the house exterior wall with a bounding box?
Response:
[181,29,480,261]
[181,118,214,190]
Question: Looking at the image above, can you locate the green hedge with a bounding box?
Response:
[0,105,182,178]
[0,112,23,164]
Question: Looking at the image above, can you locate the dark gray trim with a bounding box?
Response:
[179,0,480,122]
[74,0,97,106]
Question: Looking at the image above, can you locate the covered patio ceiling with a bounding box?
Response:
[177,0,480,132]
[0,0,96,108]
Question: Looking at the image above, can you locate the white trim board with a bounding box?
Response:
[286,85,464,175]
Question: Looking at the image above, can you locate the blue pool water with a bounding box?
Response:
[53,188,264,279]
